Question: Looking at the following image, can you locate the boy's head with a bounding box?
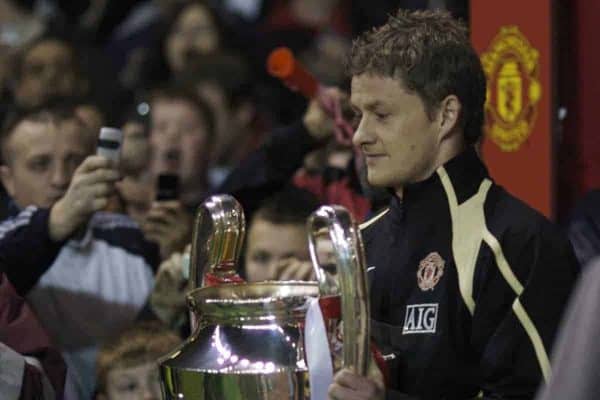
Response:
[148,85,216,205]
[96,322,181,400]
[178,53,255,166]
[244,187,320,282]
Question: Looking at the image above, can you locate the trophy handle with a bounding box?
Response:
[189,194,246,289]
[307,205,370,376]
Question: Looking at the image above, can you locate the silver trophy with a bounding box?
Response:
[159,196,369,399]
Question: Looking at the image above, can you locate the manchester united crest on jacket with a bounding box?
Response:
[417,252,445,291]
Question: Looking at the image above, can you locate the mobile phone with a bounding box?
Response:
[156,174,180,201]
[96,127,123,165]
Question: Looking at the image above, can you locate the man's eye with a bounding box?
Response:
[375,112,389,121]
[29,159,49,172]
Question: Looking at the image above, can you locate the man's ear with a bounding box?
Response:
[437,95,462,142]
[0,165,15,198]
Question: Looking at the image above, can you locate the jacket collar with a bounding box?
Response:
[390,147,490,220]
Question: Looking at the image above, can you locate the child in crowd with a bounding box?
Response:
[150,187,320,331]
[244,186,320,282]
[95,321,180,400]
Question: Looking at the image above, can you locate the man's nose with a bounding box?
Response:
[352,115,371,147]
[164,125,182,141]
[50,163,70,188]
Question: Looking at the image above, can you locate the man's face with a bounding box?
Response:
[351,74,440,190]
[15,40,83,108]
[121,121,151,175]
[105,361,161,400]
[149,99,210,195]
[0,120,90,208]
[244,218,310,282]
[165,3,219,73]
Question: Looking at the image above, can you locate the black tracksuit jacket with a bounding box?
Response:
[362,149,578,399]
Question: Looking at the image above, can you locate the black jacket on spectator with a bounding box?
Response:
[0,206,159,295]
[0,205,159,399]
[218,120,377,221]
[217,121,320,217]
[0,207,64,296]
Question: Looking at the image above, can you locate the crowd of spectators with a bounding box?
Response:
[0,1,417,398]
[1,1,598,399]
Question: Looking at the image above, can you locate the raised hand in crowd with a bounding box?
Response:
[303,86,352,144]
[150,247,190,328]
[48,155,119,241]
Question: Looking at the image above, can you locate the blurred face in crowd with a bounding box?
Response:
[196,82,229,163]
[104,361,161,400]
[244,217,310,282]
[301,33,351,86]
[196,81,253,165]
[351,74,441,191]
[0,119,92,208]
[149,98,210,199]
[14,39,86,108]
[116,120,154,223]
[121,121,151,176]
[166,3,220,74]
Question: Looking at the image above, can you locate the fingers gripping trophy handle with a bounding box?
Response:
[189,195,246,289]
[308,205,370,376]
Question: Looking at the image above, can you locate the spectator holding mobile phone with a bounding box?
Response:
[0,102,159,399]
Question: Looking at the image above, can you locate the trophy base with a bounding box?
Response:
[160,369,310,400]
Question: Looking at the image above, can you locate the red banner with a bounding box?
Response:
[471,1,554,217]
